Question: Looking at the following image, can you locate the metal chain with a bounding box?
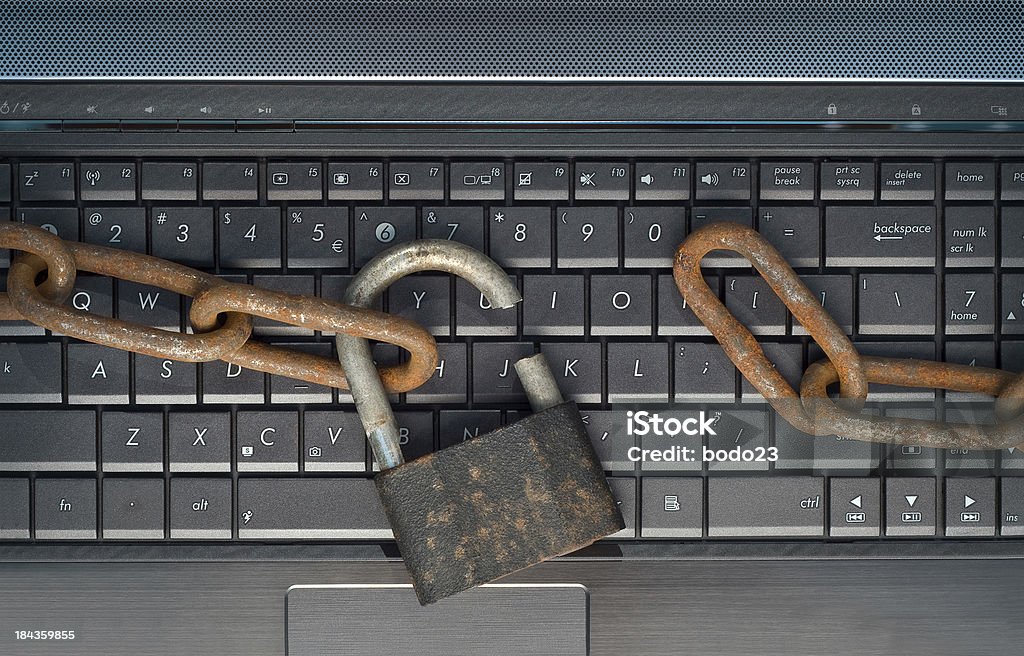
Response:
[0,222,439,392]
[674,222,1024,450]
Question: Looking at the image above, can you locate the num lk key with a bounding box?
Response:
[336,240,624,605]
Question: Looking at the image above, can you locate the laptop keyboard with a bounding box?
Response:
[1,156,1023,543]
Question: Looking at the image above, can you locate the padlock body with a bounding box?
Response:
[374,401,625,605]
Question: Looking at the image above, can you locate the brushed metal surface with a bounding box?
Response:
[0,560,1021,655]
[286,584,587,655]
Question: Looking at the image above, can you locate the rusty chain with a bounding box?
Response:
[0,222,439,392]
[675,222,1024,449]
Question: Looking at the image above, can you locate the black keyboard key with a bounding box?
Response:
[488,206,551,268]
[406,343,467,403]
[170,478,232,540]
[237,412,299,472]
[387,411,435,465]
[590,275,652,336]
[389,275,451,336]
[695,162,751,200]
[82,207,147,253]
[18,162,75,201]
[151,207,214,267]
[945,478,996,537]
[1001,274,1024,334]
[103,478,165,540]
[250,275,315,336]
[825,206,936,267]
[829,478,881,537]
[675,343,736,402]
[63,275,114,323]
[657,274,715,336]
[579,411,634,472]
[690,207,753,267]
[0,410,95,470]
[389,161,443,200]
[885,477,936,536]
[945,342,997,402]
[820,162,875,200]
[0,276,41,337]
[708,477,824,537]
[328,161,384,200]
[642,478,703,538]
[623,206,686,267]
[945,162,996,201]
[605,478,637,539]
[574,161,629,201]
[946,206,996,267]
[439,410,503,449]
[1002,479,1024,536]
[885,407,939,469]
[118,281,180,332]
[0,479,29,539]
[0,163,10,202]
[67,344,129,404]
[793,275,854,335]
[513,162,569,201]
[706,409,771,472]
[635,410,704,473]
[858,274,936,335]
[740,342,804,402]
[141,161,198,200]
[1002,162,1024,201]
[218,207,281,268]
[286,206,349,268]
[450,162,504,201]
[455,277,517,336]
[353,206,416,266]
[421,206,485,252]
[945,274,995,335]
[607,342,668,402]
[556,206,618,267]
[724,275,788,336]
[0,342,62,403]
[523,275,585,336]
[101,412,163,473]
[35,479,97,540]
[237,478,390,539]
[757,206,820,267]
[135,355,198,404]
[202,161,257,201]
[634,162,690,201]
[337,344,399,405]
[81,162,137,201]
[169,412,232,473]
[880,163,935,201]
[471,342,534,403]
[303,411,367,472]
[267,162,322,201]
[1003,207,1024,267]
[759,162,815,201]
[270,343,333,404]
[201,360,266,401]
[540,342,602,404]
[775,411,877,471]
[1005,342,1024,371]
[16,206,79,241]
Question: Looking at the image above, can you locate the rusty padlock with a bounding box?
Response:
[336,240,625,605]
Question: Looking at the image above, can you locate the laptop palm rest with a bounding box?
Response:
[286,584,589,656]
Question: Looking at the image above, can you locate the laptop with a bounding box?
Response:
[1,1,1023,654]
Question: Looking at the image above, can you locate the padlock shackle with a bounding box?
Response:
[514,353,565,413]
[337,240,523,471]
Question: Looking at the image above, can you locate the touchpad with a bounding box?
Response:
[286,584,588,656]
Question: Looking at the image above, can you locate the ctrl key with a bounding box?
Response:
[0,479,30,539]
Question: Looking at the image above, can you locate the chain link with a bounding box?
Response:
[0,222,438,392]
[675,222,1024,449]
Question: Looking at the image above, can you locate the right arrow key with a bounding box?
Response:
[945,478,996,537]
